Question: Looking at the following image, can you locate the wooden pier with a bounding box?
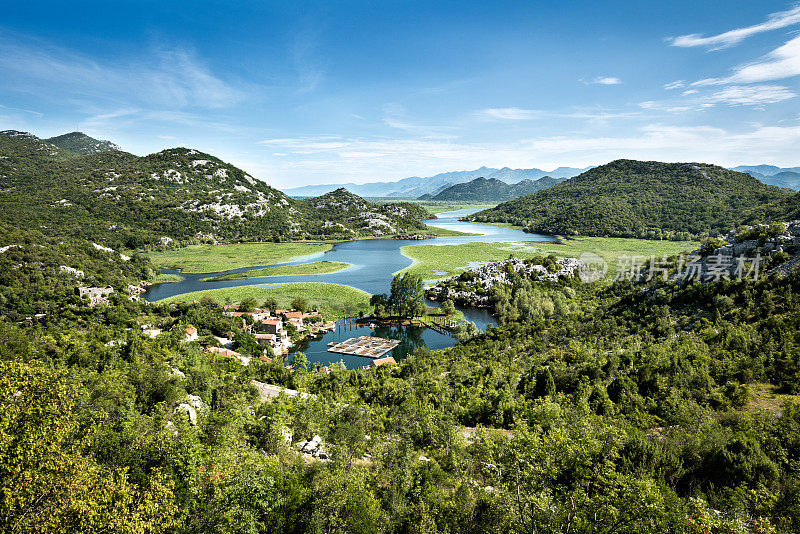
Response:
[327,336,401,358]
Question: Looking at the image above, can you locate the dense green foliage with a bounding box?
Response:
[743,191,800,225]
[472,159,790,239]
[417,176,564,202]
[0,131,432,249]
[0,223,153,320]
[4,260,800,532]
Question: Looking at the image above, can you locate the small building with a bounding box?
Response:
[258,319,283,335]
[144,328,162,339]
[183,326,199,342]
[205,346,250,366]
[371,356,397,368]
[76,286,114,306]
[283,311,303,321]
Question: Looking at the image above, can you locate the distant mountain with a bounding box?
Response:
[731,165,800,190]
[470,159,791,239]
[45,131,122,155]
[0,131,431,248]
[284,165,591,198]
[418,176,565,202]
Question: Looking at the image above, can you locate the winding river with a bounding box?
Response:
[142,209,555,367]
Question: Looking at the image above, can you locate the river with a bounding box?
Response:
[142,208,555,368]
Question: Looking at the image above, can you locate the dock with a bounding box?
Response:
[327,336,401,358]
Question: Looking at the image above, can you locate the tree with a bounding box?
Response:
[292,352,309,373]
[291,297,308,312]
[262,297,279,311]
[441,299,456,316]
[0,360,177,533]
[239,297,257,312]
[454,321,479,341]
[388,273,424,319]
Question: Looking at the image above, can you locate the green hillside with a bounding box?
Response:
[471,159,790,239]
[0,131,431,249]
[742,191,800,224]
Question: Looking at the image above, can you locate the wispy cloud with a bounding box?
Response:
[582,76,622,85]
[664,81,685,90]
[292,29,326,94]
[0,104,43,117]
[669,5,800,49]
[258,122,800,183]
[639,84,795,111]
[0,34,245,109]
[694,34,800,85]
[481,107,540,120]
[706,84,796,105]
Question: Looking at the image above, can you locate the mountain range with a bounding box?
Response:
[0,130,431,249]
[283,165,591,198]
[730,165,800,190]
[471,159,793,239]
[417,176,565,202]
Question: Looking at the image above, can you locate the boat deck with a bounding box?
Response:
[327,335,401,358]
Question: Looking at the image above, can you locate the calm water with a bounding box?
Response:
[142,209,551,367]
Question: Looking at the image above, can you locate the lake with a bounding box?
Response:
[142,208,554,367]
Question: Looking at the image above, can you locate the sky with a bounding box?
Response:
[2,0,800,189]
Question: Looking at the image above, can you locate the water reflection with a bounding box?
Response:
[288,319,453,369]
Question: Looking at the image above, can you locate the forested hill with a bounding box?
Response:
[470,159,791,239]
[418,175,564,202]
[0,131,431,249]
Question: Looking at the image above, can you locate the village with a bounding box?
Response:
[137,304,337,367]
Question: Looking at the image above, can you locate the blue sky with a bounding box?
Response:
[2,1,800,188]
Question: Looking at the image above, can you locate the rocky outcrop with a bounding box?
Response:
[427,257,584,307]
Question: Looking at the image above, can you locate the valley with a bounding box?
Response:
[4,129,800,534]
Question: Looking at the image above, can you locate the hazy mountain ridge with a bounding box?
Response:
[731,165,800,190]
[284,165,591,198]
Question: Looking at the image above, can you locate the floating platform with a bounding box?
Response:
[327,335,401,358]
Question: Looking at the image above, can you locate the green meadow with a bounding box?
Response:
[201,261,350,281]
[146,242,334,273]
[159,282,372,319]
[399,236,699,280]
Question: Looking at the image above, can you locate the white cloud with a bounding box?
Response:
[0,35,244,109]
[706,84,796,105]
[697,34,800,85]
[639,85,795,111]
[664,81,685,90]
[669,5,800,49]
[583,76,622,85]
[481,107,540,120]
